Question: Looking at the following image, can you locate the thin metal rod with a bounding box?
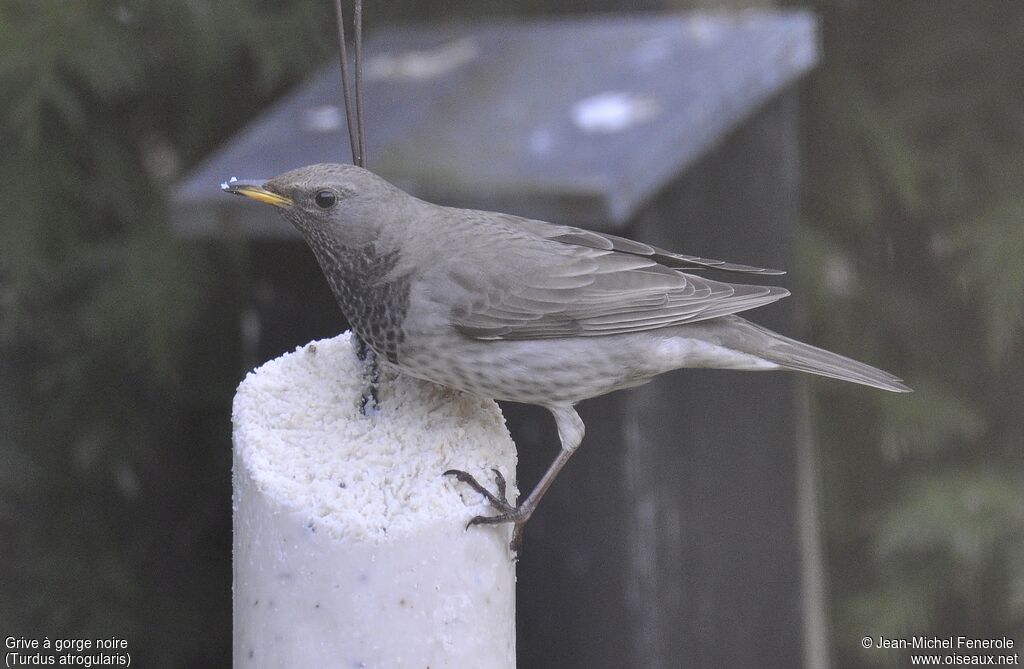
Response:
[333,0,360,165]
[353,0,367,167]
[334,0,377,413]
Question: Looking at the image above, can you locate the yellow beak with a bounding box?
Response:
[222,179,293,208]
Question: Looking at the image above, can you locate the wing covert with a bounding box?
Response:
[446,224,789,341]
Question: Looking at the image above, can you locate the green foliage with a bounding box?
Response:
[793,1,1024,665]
[961,196,1024,363]
[877,382,984,461]
[840,469,1024,669]
[0,1,337,665]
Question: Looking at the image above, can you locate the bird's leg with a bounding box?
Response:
[355,334,379,414]
[444,406,585,552]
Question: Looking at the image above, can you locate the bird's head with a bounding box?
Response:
[223,163,403,247]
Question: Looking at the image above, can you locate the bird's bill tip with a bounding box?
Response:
[221,177,293,208]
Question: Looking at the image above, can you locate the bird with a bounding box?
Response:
[224,163,910,551]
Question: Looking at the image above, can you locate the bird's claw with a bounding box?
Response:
[443,468,525,552]
[444,468,509,509]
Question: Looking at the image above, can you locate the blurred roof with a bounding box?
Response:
[172,11,817,237]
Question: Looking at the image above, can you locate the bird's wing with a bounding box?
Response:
[447,214,789,341]
[510,216,786,275]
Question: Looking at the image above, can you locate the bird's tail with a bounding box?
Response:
[715,316,911,393]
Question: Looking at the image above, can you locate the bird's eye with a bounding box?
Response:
[314,190,337,209]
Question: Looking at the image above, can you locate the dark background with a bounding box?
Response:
[2,1,1022,667]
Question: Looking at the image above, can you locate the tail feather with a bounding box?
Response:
[716,316,911,393]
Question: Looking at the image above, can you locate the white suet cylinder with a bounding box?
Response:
[232,332,517,668]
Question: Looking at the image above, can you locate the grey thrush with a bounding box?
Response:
[224,163,909,551]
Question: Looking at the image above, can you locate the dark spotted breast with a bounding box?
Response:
[308,241,410,364]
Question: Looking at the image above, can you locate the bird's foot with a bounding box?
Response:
[443,468,525,552]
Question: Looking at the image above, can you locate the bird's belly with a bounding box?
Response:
[389,323,779,405]
[393,333,661,405]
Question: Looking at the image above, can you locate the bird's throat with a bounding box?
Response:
[308,241,411,365]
